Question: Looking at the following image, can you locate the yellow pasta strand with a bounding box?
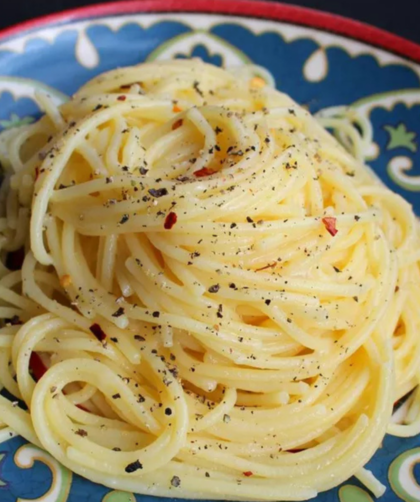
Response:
[0,59,418,500]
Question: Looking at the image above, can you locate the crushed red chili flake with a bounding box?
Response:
[76,404,90,413]
[243,471,253,477]
[117,95,127,101]
[193,167,216,178]
[29,352,47,382]
[172,119,183,131]
[173,105,182,113]
[164,212,178,230]
[35,167,40,181]
[321,217,338,237]
[90,323,107,341]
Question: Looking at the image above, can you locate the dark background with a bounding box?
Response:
[0,0,419,44]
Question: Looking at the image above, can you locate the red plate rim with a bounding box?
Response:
[0,0,420,64]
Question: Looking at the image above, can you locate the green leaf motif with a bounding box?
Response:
[384,123,417,152]
[339,485,374,502]
[0,113,35,130]
[0,452,7,487]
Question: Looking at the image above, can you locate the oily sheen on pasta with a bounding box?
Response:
[0,60,420,501]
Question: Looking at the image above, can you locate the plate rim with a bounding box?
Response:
[0,0,420,63]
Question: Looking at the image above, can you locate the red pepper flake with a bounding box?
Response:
[243,471,253,477]
[76,404,90,412]
[90,323,107,341]
[173,105,182,113]
[35,167,40,181]
[117,95,127,101]
[193,167,216,178]
[322,217,338,237]
[164,212,178,230]
[172,119,183,131]
[29,352,47,382]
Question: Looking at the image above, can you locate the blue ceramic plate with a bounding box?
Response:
[1,1,420,501]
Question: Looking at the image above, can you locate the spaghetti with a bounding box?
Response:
[0,59,419,500]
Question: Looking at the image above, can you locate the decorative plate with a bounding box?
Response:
[1,1,420,501]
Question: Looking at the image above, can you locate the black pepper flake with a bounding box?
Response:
[229,283,237,290]
[223,414,231,423]
[139,167,148,175]
[93,104,103,112]
[112,393,121,399]
[122,166,129,172]
[230,223,237,229]
[354,215,361,221]
[286,318,292,323]
[215,126,223,134]
[171,476,181,488]
[125,460,143,473]
[75,429,88,437]
[265,299,271,306]
[246,216,254,223]
[119,214,129,224]
[208,284,220,293]
[110,337,118,343]
[112,307,125,318]
[138,395,146,403]
[134,335,145,341]
[217,304,223,319]
[333,266,341,273]
[353,296,359,302]
[165,407,172,416]
[148,188,168,198]
[152,311,160,318]
[193,80,204,97]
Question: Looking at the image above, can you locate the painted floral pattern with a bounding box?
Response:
[1,6,420,502]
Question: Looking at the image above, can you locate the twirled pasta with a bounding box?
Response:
[0,59,419,500]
